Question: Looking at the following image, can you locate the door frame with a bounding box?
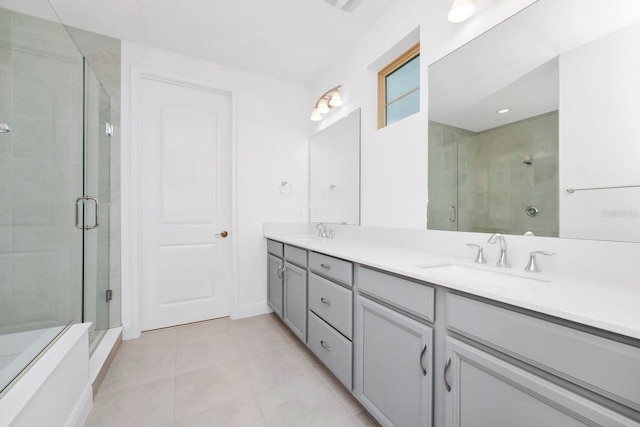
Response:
[122,64,239,340]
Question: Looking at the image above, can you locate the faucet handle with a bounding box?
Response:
[466,243,487,264]
[524,251,555,273]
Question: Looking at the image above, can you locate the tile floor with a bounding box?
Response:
[85,314,378,427]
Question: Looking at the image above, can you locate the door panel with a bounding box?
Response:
[141,76,231,330]
[161,105,217,224]
[444,337,639,427]
[158,244,218,303]
[267,254,284,318]
[283,261,307,341]
[355,295,433,427]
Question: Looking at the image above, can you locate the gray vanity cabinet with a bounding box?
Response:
[443,337,638,427]
[283,261,307,342]
[355,295,433,427]
[267,253,283,318]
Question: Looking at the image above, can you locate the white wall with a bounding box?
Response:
[308,0,537,229]
[559,22,640,242]
[120,42,309,337]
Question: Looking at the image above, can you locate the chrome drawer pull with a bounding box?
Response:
[320,340,331,351]
[320,297,332,305]
[276,266,282,279]
[420,344,427,376]
[320,263,331,269]
[444,357,452,392]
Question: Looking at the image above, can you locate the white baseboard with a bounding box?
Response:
[234,302,272,319]
[65,382,92,427]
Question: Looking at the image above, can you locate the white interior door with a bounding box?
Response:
[140,76,231,331]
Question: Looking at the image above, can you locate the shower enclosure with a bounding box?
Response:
[0,2,112,393]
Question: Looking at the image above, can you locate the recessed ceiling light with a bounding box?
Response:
[496,108,511,114]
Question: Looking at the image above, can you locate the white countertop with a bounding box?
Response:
[265,233,640,341]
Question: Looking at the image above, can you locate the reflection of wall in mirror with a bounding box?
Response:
[559,22,640,242]
[309,109,360,224]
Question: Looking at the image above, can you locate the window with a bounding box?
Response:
[378,43,420,128]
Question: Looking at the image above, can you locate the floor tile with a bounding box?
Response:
[315,366,362,415]
[176,317,232,346]
[354,411,379,426]
[176,332,239,374]
[98,351,176,396]
[115,327,176,359]
[231,323,291,355]
[174,395,267,427]
[256,373,351,427]
[244,344,314,393]
[328,415,363,427]
[291,339,323,369]
[89,315,381,427]
[85,378,174,427]
[173,358,253,420]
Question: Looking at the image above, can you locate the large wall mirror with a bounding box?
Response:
[310,108,361,224]
[427,0,640,243]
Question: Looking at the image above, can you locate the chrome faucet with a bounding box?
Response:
[524,251,555,273]
[316,223,328,238]
[487,233,511,268]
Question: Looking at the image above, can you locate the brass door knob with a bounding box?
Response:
[216,231,229,238]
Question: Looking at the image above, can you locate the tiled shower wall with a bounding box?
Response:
[67,27,122,328]
[428,111,559,237]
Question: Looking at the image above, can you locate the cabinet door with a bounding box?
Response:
[283,261,307,341]
[443,337,639,427]
[267,254,283,318]
[355,296,432,427]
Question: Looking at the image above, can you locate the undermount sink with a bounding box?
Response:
[416,262,553,287]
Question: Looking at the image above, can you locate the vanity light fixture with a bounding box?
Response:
[448,0,475,23]
[310,85,343,121]
[497,107,511,114]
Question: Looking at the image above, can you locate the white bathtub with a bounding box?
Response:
[0,323,122,427]
[0,323,92,427]
[0,326,67,392]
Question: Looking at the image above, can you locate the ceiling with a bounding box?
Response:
[44,0,395,86]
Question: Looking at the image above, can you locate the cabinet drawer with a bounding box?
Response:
[357,266,435,322]
[284,245,307,268]
[308,311,352,390]
[309,273,353,339]
[309,252,353,287]
[267,240,283,257]
[447,293,640,411]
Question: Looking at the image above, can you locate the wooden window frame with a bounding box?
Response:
[377,43,420,129]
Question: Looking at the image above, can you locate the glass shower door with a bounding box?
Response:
[82,61,111,351]
[0,3,84,393]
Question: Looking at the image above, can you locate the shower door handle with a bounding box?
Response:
[75,196,100,230]
[449,206,457,223]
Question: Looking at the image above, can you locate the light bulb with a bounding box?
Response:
[317,98,330,114]
[329,90,343,107]
[310,108,322,121]
[448,0,475,23]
